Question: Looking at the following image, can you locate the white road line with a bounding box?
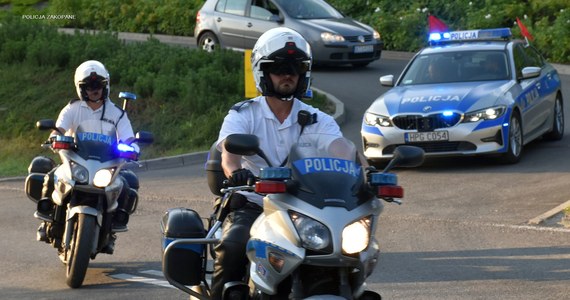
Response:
[109,273,174,289]
[140,269,165,277]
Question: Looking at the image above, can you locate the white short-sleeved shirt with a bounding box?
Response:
[216,96,342,205]
[56,99,135,143]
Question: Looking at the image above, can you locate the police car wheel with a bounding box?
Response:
[501,112,522,164]
[544,94,564,141]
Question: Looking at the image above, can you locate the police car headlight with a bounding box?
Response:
[71,162,88,184]
[93,168,114,187]
[364,112,393,127]
[342,217,372,254]
[289,211,331,251]
[462,106,506,123]
[321,32,345,43]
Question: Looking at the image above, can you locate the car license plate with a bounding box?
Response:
[354,45,373,53]
[405,131,449,142]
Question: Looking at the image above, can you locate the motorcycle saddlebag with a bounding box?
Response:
[25,173,46,203]
[205,142,227,196]
[161,207,206,286]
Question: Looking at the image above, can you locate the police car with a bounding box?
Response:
[361,28,564,164]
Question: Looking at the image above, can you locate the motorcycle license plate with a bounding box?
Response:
[405,131,449,142]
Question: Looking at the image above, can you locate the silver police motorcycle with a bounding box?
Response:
[25,93,152,288]
[162,133,424,299]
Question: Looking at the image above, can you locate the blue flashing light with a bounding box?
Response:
[428,28,512,44]
[442,111,454,117]
[369,172,398,186]
[117,143,135,152]
[259,167,291,180]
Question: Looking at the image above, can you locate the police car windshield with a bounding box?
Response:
[400,50,510,85]
[275,0,343,19]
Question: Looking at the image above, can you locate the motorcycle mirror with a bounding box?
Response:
[382,145,424,172]
[224,134,260,156]
[135,131,154,145]
[224,134,272,167]
[36,119,61,133]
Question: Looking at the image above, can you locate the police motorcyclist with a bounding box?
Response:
[31,60,139,247]
[211,27,343,299]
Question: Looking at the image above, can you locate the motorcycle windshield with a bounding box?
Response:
[73,119,119,162]
[287,134,366,210]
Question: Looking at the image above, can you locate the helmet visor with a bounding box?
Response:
[262,60,310,76]
[79,74,107,91]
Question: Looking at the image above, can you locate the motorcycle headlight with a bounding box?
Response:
[462,106,506,123]
[93,168,114,187]
[71,162,88,184]
[364,112,393,127]
[342,217,372,254]
[289,211,331,251]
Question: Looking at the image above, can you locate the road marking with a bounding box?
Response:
[110,271,174,289]
[109,269,213,288]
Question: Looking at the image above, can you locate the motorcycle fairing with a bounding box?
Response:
[248,191,383,296]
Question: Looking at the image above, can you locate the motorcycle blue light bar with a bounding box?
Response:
[117,143,135,152]
[259,167,291,180]
[429,28,512,44]
[369,172,397,186]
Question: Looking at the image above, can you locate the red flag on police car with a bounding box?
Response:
[516,17,534,41]
[428,15,448,33]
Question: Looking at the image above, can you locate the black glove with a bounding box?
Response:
[229,168,254,186]
[365,166,377,183]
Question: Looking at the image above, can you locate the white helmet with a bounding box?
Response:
[251,27,312,100]
[74,60,110,102]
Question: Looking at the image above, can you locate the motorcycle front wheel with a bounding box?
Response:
[66,213,96,288]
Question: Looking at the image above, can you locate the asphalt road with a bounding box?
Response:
[2,34,570,299]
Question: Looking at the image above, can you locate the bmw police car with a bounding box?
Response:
[361,28,564,164]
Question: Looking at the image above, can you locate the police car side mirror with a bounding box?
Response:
[521,67,541,80]
[379,75,394,87]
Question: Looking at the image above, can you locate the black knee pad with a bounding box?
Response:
[28,156,55,174]
[120,169,139,190]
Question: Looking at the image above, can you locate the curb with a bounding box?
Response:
[528,200,570,225]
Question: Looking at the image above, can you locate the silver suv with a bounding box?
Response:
[194,0,383,67]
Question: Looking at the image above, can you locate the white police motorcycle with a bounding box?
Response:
[162,132,424,299]
[25,92,153,288]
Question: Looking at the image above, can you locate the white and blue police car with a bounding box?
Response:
[361,28,564,164]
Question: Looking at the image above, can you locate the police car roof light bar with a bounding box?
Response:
[429,28,512,45]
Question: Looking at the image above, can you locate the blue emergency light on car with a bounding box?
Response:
[429,28,512,45]
[259,167,291,180]
[369,172,397,186]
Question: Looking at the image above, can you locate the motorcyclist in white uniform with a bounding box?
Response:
[211,27,343,299]
[31,60,139,248]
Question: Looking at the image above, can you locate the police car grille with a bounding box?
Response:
[392,113,461,131]
[345,35,373,42]
[383,142,476,154]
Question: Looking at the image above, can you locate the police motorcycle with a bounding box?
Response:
[162,132,424,299]
[24,92,153,288]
